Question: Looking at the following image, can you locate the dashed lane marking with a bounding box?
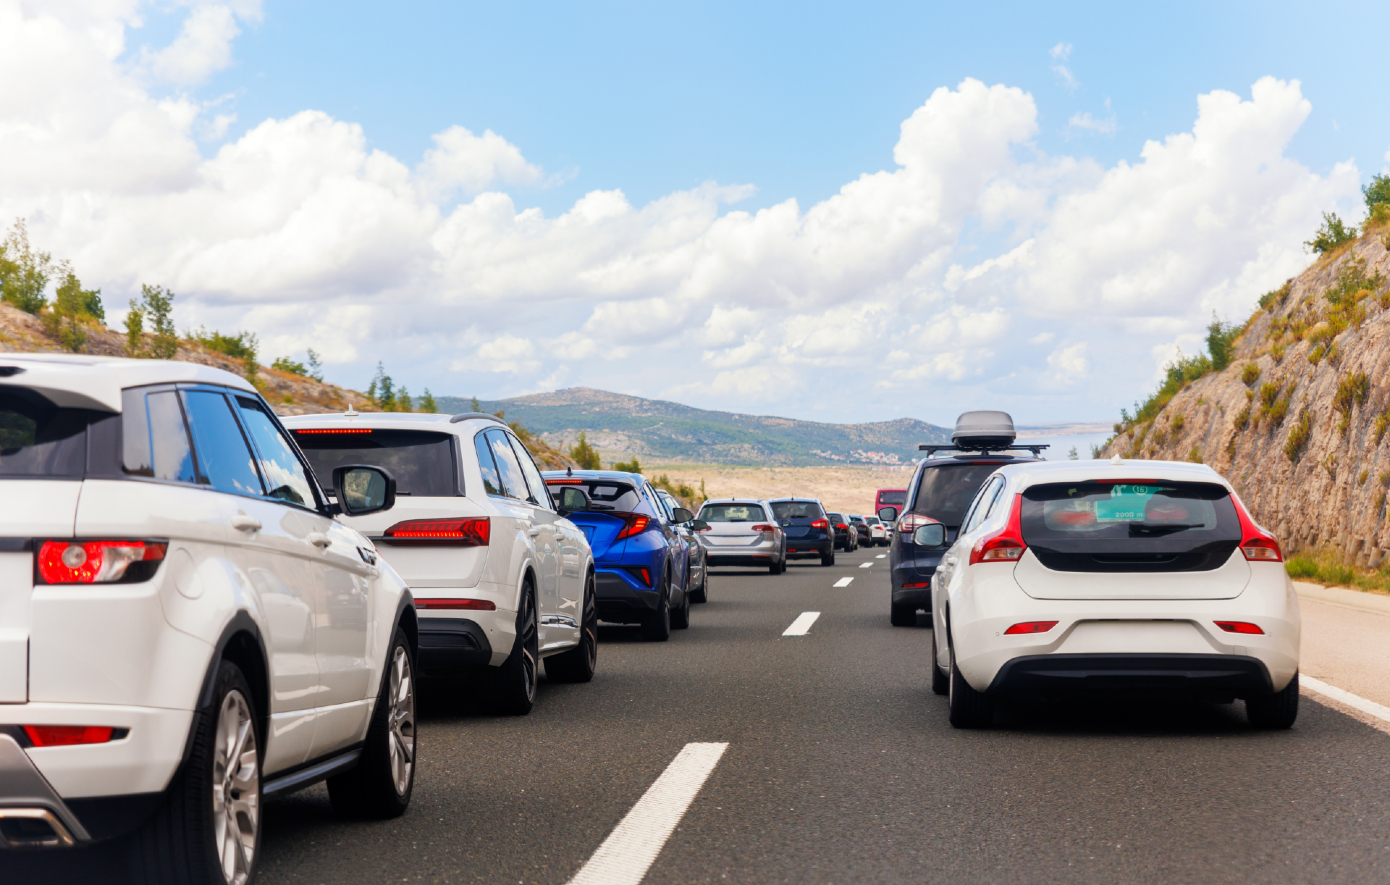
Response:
[566,742,729,885]
[782,611,821,636]
[833,577,854,588]
[859,562,873,569]
[876,554,886,559]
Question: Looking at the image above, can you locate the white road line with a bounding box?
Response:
[782,611,821,636]
[567,742,729,885]
[859,562,873,569]
[876,554,886,559]
[833,577,854,588]
[1302,676,1390,725]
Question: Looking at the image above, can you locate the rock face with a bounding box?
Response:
[1100,229,1390,566]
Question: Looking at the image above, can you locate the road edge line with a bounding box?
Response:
[1302,676,1390,726]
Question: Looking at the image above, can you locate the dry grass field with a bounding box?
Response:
[646,462,914,515]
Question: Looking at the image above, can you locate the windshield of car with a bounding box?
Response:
[0,389,91,478]
[866,517,881,526]
[545,479,641,512]
[878,490,906,506]
[699,503,768,522]
[828,513,846,524]
[771,501,824,522]
[296,429,458,496]
[910,463,1004,528]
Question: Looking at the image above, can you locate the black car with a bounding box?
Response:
[769,497,836,566]
[882,411,1045,627]
[827,512,858,552]
[848,514,874,547]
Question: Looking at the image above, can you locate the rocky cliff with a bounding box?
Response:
[1100,227,1390,566]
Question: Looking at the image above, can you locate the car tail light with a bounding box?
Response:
[293,428,371,434]
[751,524,776,534]
[22,725,120,747]
[968,494,1026,565]
[1004,621,1057,635]
[615,514,651,540]
[810,518,829,530]
[1231,495,1282,562]
[625,566,652,586]
[835,523,848,530]
[381,518,490,546]
[1214,620,1264,635]
[415,598,496,611]
[545,478,583,484]
[901,581,930,589]
[36,541,167,584]
[896,513,939,534]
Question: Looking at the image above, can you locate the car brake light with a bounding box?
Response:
[415,598,497,611]
[896,513,939,534]
[1214,620,1264,635]
[293,428,372,434]
[615,514,651,540]
[37,541,167,584]
[22,725,118,747]
[625,566,652,586]
[836,523,848,530]
[1003,621,1057,635]
[545,478,584,484]
[751,524,776,534]
[901,581,930,588]
[810,518,829,530]
[382,518,490,546]
[1231,495,1282,562]
[968,494,1027,565]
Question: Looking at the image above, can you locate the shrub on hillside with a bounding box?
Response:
[1305,211,1357,254]
[569,431,601,469]
[1334,371,1370,435]
[612,458,641,473]
[1241,363,1261,385]
[1284,410,1312,462]
[126,285,178,359]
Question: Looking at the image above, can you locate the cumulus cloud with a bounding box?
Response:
[0,4,1363,423]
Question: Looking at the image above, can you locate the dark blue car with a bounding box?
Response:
[542,469,692,641]
[768,497,836,566]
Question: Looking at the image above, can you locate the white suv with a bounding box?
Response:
[282,410,597,714]
[0,354,417,883]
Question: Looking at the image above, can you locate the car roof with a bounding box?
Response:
[767,497,821,503]
[0,353,254,412]
[539,469,646,484]
[281,411,503,434]
[700,498,769,504]
[992,458,1231,492]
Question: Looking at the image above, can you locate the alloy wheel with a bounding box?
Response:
[581,578,598,670]
[387,646,416,796]
[520,590,538,702]
[212,690,259,885]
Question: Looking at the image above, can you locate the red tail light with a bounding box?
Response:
[1214,620,1264,635]
[23,725,118,747]
[751,524,776,534]
[901,581,930,589]
[896,513,939,534]
[810,518,829,530]
[1231,495,1282,562]
[545,478,583,484]
[382,518,490,546]
[615,514,651,540]
[294,428,371,434]
[1004,621,1057,635]
[37,541,167,584]
[835,523,848,530]
[415,598,496,611]
[625,566,652,586]
[968,494,1026,565]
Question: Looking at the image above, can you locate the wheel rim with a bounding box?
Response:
[582,578,598,669]
[387,646,416,796]
[212,690,259,885]
[521,591,538,701]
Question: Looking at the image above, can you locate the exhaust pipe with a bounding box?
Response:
[0,808,77,848]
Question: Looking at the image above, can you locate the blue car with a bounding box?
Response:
[542,469,692,641]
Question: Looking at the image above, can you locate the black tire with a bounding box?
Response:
[546,573,598,683]
[671,569,691,630]
[930,628,949,695]
[641,569,672,642]
[490,584,538,715]
[128,661,262,885]
[690,559,708,603]
[890,602,916,627]
[1246,671,1299,729]
[768,560,780,575]
[947,634,993,728]
[821,548,836,567]
[328,629,416,818]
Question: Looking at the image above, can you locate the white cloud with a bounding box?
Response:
[1050,42,1077,91]
[144,1,261,86]
[1046,343,1090,385]
[1067,99,1117,137]
[416,126,544,200]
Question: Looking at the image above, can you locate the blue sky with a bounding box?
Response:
[4,1,1389,427]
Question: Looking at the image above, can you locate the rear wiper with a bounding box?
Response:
[1128,522,1206,535]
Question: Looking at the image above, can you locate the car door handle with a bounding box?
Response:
[308,531,332,549]
[231,513,262,533]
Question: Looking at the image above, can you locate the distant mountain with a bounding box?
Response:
[435,388,951,466]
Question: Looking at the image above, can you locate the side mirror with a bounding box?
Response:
[878,506,900,523]
[671,507,695,523]
[555,486,592,516]
[913,523,947,548]
[332,465,396,516]
[690,519,710,532]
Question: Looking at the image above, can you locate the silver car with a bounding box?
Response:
[695,498,788,575]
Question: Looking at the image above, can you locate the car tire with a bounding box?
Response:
[690,562,708,603]
[641,570,672,642]
[930,629,949,695]
[1246,671,1299,729]
[328,629,416,818]
[128,661,262,885]
[671,573,691,631]
[821,549,835,567]
[545,573,598,683]
[768,560,780,575]
[947,634,992,728]
[490,584,539,715]
[890,603,916,627]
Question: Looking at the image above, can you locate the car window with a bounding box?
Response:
[699,503,768,522]
[542,477,641,511]
[961,476,1003,535]
[484,429,528,500]
[771,501,823,522]
[507,434,553,509]
[0,388,90,478]
[296,429,458,497]
[474,432,503,496]
[235,397,317,507]
[136,390,197,483]
[912,463,1003,527]
[182,390,264,497]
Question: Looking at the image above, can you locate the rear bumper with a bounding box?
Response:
[707,553,775,567]
[417,618,493,674]
[596,570,661,623]
[786,541,832,558]
[986,653,1274,697]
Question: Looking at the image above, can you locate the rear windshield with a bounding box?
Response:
[771,501,824,522]
[0,389,91,478]
[699,503,769,522]
[911,463,1002,527]
[296,429,458,496]
[878,490,906,505]
[1021,481,1241,572]
[545,479,640,512]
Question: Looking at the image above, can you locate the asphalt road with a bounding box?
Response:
[11,547,1390,884]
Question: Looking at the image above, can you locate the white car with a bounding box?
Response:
[0,354,416,882]
[283,410,597,714]
[864,516,888,546]
[695,498,787,574]
[929,458,1300,729]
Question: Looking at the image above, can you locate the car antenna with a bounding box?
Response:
[567,466,573,477]
[344,404,359,417]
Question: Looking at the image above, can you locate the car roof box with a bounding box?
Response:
[951,410,1016,450]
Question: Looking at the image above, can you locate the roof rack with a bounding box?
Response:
[449,412,507,426]
[918,443,1050,457]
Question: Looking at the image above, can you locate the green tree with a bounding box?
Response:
[368,362,397,410]
[397,386,413,412]
[1206,312,1241,372]
[612,457,641,473]
[125,299,145,355]
[569,431,601,469]
[470,396,482,412]
[272,356,309,375]
[1067,446,1079,460]
[1305,211,1357,254]
[1365,174,1390,212]
[418,388,438,413]
[143,285,177,358]
[0,220,54,314]
[42,267,103,352]
[305,348,325,382]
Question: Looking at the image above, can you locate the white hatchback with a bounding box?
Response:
[0,355,416,883]
[930,459,1300,729]
[282,410,597,714]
